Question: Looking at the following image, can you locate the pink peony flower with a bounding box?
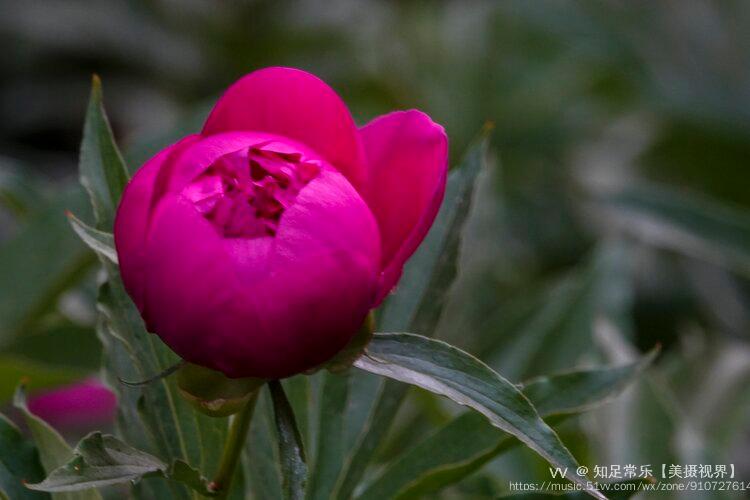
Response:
[114,67,448,379]
[27,379,117,432]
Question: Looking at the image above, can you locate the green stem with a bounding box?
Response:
[210,389,259,498]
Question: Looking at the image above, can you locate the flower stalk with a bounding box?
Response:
[209,389,260,498]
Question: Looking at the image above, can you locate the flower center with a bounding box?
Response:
[184,142,321,238]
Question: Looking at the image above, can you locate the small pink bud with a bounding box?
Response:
[27,379,116,433]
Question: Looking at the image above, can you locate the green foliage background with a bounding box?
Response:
[1,1,749,498]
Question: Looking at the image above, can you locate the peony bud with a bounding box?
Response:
[27,379,116,433]
[114,67,447,379]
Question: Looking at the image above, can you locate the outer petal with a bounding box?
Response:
[359,110,448,302]
[28,379,116,433]
[114,135,200,312]
[202,67,366,190]
[115,130,315,315]
[140,193,252,369]
[142,170,380,379]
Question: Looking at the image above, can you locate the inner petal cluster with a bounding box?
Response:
[184,142,321,238]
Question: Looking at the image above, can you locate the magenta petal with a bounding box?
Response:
[157,131,320,197]
[28,379,116,433]
[359,110,448,302]
[202,67,366,190]
[141,170,380,378]
[114,135,200,312]
[141,193,253,371]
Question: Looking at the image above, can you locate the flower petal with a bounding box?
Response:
[141,192,256,368]
[141,170,380,379]
[359,110,448,302]
[114,135,200,312]
[230,168,381,376]
[202,67,366,190]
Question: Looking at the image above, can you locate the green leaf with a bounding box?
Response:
[0,160,46,218]
[336,134,489,500]
[519,348,659,417]
[269,381,307,500]
[66,214,117,265]
[306,372,349,500]
[0,356,87,403]
[0,186,93,346]
[79,76,129,231]
[26,432,217,496]
[282,376,312,451]
[243,392,283,500]
[13,386,102,500]
[3,321,102,374]
[358,412,499,500]
[353,333,606,500]
[480,244,632,381]
[167,460,215,497]
[596,183,750,277]
[358,351,657,499]
[0,413,49,500]
[27,433,166,493]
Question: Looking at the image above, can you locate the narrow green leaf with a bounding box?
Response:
[282,376,312,450]
[0,413,49,500]
[334,381,407,500]
[354,334,605,500]
[0,160,46,218]
[336,134,489,500]
[0,187,93,346]
[359,351,657,499]
[243,392,283,500]
[480,244,631,382]
[0,356,87,403]
[269,381,307,500]
[3,321,101,374]
[27,433,166,493]
[66,213,117,265]
[13,386,102,500]
[79,76,129,231]
[596,183,750,277]
[358,411,497,500]
[519,347,659,416]
[306,372,349,500]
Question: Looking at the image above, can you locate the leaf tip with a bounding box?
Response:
[642,344,662,366]
[91,74,102,91]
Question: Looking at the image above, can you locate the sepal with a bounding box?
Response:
[176,363,264,417]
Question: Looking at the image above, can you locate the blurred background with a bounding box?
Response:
[1,0,749,498]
